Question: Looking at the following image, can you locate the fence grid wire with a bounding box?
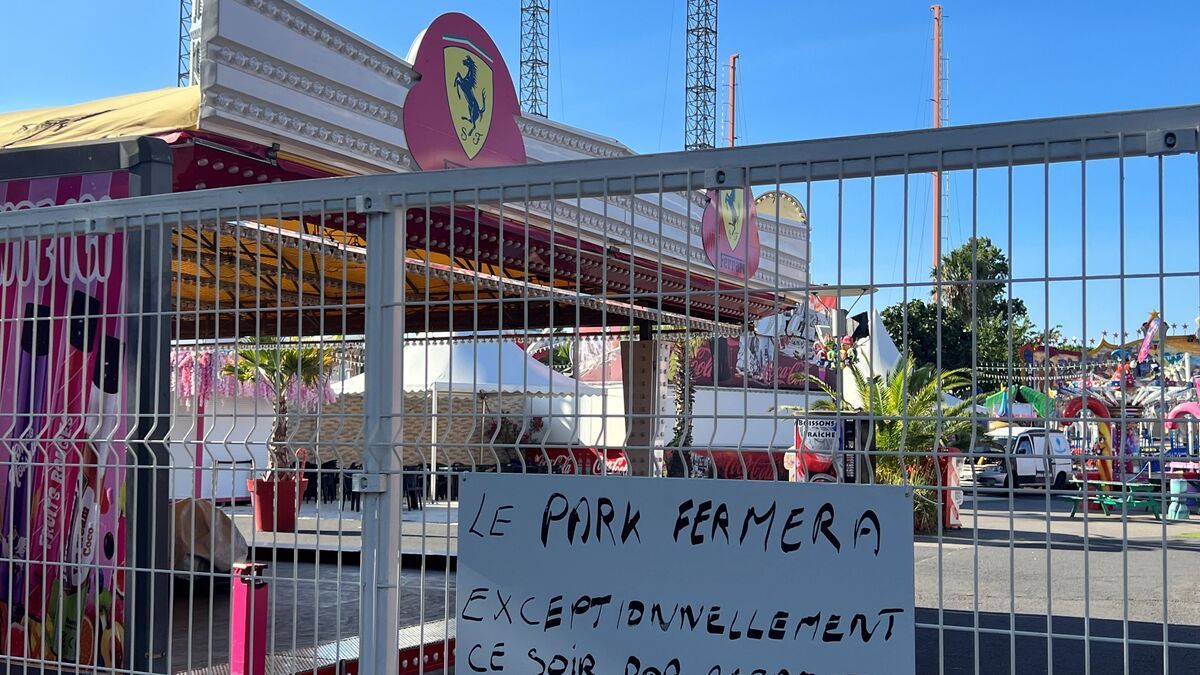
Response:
[0,105,1196,674]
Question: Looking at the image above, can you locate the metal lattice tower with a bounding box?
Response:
[685,0,717,150]
[177,0,194,86]
[520,0,550,118]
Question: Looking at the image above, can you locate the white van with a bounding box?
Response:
[970,427,1075,490]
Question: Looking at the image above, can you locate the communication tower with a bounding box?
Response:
[685,0,717,150]
[520,0,551,117]
[178,0,194,86]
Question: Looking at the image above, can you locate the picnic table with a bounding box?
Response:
[1164,460,1200,480]
[1063,478,1161,519]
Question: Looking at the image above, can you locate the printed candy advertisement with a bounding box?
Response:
[0,171,132,668]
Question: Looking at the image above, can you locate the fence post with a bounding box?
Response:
[360,199,403,674]
[127,217,175,675]
[230,562,269,675]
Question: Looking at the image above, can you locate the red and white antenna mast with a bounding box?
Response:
[931,4,944,270]
[727,53,739,147]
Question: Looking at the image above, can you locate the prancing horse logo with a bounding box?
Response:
[701,185,760,279]
[444,41,495,160]
[720,188,746,250]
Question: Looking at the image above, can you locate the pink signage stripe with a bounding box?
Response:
[79,172,115,203]
[27,177,60,209]
[56,175,83,206]
[1,180,31,211]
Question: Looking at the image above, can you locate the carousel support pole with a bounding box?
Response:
[622,322,661,477]
[430,389,439,502]
[194,396,206,499]
[1189,354,1196,454]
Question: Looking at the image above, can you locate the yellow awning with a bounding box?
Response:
[0,87,200,150]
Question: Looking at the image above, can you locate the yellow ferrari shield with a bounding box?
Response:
[719,188,745,249]
[444,44,494,160]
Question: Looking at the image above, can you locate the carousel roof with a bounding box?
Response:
[169,206,748,340]
[0,87,200,150]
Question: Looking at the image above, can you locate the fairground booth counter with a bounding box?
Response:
[0,1,815,670]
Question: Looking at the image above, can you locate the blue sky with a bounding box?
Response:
[4,1,1199,344]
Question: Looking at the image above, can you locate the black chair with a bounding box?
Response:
[402,467,424,511]
[447,463,476,502]
[340,463,363,512]
[320,460,339,503]
[301,462,319,503]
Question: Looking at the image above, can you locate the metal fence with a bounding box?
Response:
[0,105,1199,674]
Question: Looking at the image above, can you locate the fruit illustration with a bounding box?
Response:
[43,580,59,658]
[77,616,94,665]
[98,622,122,667]
[26,619,41,659]
[7,624,25,658]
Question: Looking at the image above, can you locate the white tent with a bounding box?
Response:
[839,313,984,412]
[334,341,601,395]
[841,311,902,409]
[334,341,605,445]
[855,310,901,376]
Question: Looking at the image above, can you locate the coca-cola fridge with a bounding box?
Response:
[785,413,870,484]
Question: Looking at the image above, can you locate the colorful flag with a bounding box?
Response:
[1137,316,1160,363]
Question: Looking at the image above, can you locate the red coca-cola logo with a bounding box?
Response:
[692,343,715,380]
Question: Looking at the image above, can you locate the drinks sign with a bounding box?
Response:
[403,13,527,170]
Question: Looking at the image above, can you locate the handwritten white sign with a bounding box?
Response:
[456,474,915,675]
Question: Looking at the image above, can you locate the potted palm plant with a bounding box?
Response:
[805,356,979,532]
[222,338,333,532]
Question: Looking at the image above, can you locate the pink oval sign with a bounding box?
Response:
[403,13,527,171]
[701,188,762,279]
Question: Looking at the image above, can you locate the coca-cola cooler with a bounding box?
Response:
[784,413,871,484]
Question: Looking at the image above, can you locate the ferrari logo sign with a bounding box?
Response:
[720,188,746,250]
[403,13,526,171]
[444,42,494,160]
[701,187,761,280]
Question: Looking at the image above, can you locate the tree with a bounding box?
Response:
[881,300,971,370]
[808,356,979,532]
[936,237,1024,320]
[221,338,334,473]
[531,332,574,375]
[547,342,572,374]
[883,237,1036,371]
[665,337,706,477]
